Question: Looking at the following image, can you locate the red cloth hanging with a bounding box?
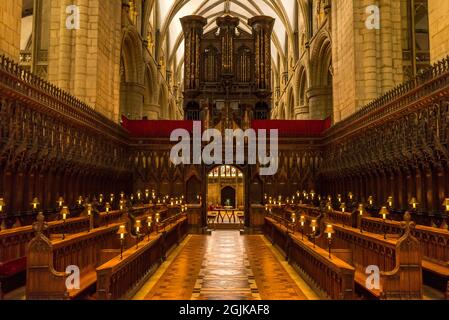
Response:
[121,116,194,138]
[251,118,331,137]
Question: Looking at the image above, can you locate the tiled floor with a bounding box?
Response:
[138,230,316,300]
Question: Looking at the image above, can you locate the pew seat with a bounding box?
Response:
[354,270,382,298]
[67,268,97,300]
[423,260,449,277]
[0,257,27,298]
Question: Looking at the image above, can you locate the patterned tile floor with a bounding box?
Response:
[138,231,315,300]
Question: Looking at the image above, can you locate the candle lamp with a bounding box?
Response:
[145,189,150,199]
[31,197,40,211]
[105,203,111,226]
[291,212,296,232]
[99,194,104,204]
[337,194,342,203]
[326,201,332,212]
[348,192,354,201]
[119,200,125,211]
[0,198,5,213]
[300,215,306,240]
[442,198,449,213]
[340,203,346,213]
[117,225,128,259]
[56,196,64,209]
[379,206,390,239]
[86,203,92,232]
[387,196,393,209]
[358,203,365,233]
[310,190,315,199]
[135,220,141,249]
[409,197,419,211]
[147,216,153,240]
[310,219,318,248]
[110,194,114,204]
[368,196,374,206]
[325,224,335,258]
[60,206,70,240]
[120,191,125,199]
[77,196,83,206]
[155,213,160,233]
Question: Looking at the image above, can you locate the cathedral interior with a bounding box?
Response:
[1,0,449,303]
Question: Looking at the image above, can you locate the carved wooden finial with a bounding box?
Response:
[401,211,415,236]
[32,212,48,236]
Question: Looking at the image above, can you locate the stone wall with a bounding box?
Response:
[0,0,22,60]
[428,0,449,63]
[48,0,122,121]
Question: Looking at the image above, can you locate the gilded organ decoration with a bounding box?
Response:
[181,15,274,122]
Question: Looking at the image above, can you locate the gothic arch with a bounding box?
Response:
[310,29,332,87]
[120,29,145,119]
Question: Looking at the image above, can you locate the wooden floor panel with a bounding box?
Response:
[143,231,308,300]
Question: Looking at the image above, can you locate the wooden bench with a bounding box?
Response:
[273,207,424,299]
[96,215,188,300]
[264,217,355,300]
[26,213,123,300]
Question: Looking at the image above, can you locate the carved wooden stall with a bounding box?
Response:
[266,206,423,300]
[96,214,188,300]
[0,55,133,220]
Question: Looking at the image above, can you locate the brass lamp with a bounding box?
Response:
[147,216,153,240]
[324,224,335,258]
[155,212,160,233]
[310,190,316,199]
[60,206,70,240]
[152,190,156,200]
[86,203,93,232]
[105,202,111,226]
[31,197,40,211]
[130,194,134,202]
[99,194,104,204]
[368,196,374,206]
[145,189,150,199]
[340,203,347,228]
[135,220,142,249]
[291,212,296,223]
[326,201,333,212]
[110,193,114,203]
[348,192,354,201]
[77,196,83,206]
[119,200,125,211]
[117,225,128,259]
[56,196,64,208]
[409,197,419,210]
[442,198,449,212]
[337,194,342,203]
[137,190,142,200]
[387,196,393,208]
[358,203,365,233]
[120,191,125,199]
[379,206,389,239]
[310,219,318,248]
[0,198,5,213]
[300,215,306,240]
